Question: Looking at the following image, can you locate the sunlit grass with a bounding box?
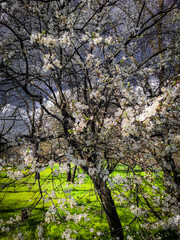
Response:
[0,164,112,239]
[0,164,179,239]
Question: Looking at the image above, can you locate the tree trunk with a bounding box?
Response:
[93,178,124,240]
[71,165,77,183]
[162,154,180,201]
[66,163,71,182]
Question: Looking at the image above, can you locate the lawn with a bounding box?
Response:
[0,164,179,240]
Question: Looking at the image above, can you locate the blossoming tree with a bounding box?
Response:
[0,0,179,239]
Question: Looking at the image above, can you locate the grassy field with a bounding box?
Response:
[0,164,108,239]
[0,164,179,240]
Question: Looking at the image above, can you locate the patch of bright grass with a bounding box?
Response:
[0,164,179,239]
[0,164,112,239]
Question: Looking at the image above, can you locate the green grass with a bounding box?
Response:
[0,164,179,240]
[0,164,112,239]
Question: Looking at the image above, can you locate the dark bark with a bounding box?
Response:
[71,165,77,183]
[162,154,180,201]
[66,163,71,182]
[93,178,124,240]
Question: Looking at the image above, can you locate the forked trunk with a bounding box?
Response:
[71,165,77,183]
[93,178,124,240]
